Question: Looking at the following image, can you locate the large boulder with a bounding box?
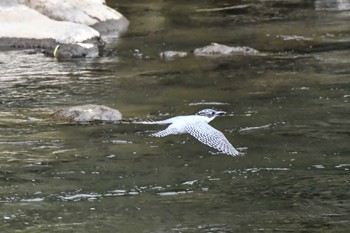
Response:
[0,0,129,58]
[53,104,122,122]
[0,2,99,45]
[18,0,129,35]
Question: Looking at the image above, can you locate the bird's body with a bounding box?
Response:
[137,109,240,156]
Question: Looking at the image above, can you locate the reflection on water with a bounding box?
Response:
[1,0,350,232]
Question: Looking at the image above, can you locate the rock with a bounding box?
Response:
[0,0,129,57]
[18,0,129,35]
[160,43,259,60]
[160,51,188,59]
[0,1,100,44]
[53,104,122,122]
[315,0,350,10]
[194,43,259,57]
[45,42,101,58]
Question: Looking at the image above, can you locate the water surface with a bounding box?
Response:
[0,0,349,232]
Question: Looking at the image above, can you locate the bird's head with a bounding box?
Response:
[196,109,226,121]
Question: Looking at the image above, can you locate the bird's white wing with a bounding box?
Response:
[151,126,178,137]
[185,122,239,156]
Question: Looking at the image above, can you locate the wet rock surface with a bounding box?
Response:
[194,43,259,57]
[160,43,259,60]
[44,42,101,58]
[52,104,122,122]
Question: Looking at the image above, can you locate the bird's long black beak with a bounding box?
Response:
[215,111,226,116]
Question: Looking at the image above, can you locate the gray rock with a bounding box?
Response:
[315,0,350,10]
[0,0,129,57]
[46,42,101,58]
[160,51,188,60]
[194,43,259,57]
[53,104,122,122]
[0,1,100,44]
[18,0,129,36]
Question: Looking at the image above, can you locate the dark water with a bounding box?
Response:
[1,0,350,232]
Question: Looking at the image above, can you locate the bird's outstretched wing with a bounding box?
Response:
[151,127,178,137]
[185,122,239,156]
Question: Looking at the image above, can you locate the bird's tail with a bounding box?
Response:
[132,119,172,125]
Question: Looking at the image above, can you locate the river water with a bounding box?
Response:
[0,0,349,232]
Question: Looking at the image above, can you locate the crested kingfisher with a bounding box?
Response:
[136,109,240,156]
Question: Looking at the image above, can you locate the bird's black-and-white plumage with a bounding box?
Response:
[136,109,239,156]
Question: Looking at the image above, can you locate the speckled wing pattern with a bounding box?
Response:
[184,122,239,156]
[151,127,178,137]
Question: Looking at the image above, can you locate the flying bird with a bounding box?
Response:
[136,109,240,156]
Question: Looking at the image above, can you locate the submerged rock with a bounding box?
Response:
[194,43,259,57]
[53,104,122,122]
[160,43,259,60]
[160,51,188,59]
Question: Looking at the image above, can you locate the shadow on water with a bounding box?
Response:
[0,0,350,232]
